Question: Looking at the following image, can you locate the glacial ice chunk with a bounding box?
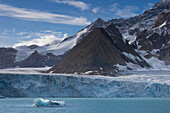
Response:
[33,98,65,107]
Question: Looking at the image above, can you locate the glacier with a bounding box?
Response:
[0,68,170,98]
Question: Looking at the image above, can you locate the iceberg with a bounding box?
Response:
[33,98,65,107]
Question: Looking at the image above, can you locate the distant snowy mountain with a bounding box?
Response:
[15,38,63,62]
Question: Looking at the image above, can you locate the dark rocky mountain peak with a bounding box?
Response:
[16,51,63,67]
[87,18,106,31]
[17,50,46,67]
[48,25,149,75]
[94,18,105,25]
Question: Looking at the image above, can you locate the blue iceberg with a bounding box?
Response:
[33,98,65,107]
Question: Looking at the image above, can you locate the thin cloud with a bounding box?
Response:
[14,35,62,47]
[14,31,67,47]
[52,0,90,10]
[0,4,91,26]
[111,3,139,18]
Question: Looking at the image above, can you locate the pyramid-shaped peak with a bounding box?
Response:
[89,18,105,30]
[95,18,104,22]
[93,18,105,25]
[48,26,149,75]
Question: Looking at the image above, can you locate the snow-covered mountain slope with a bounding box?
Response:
[0,67,50,74]
[108,0,170,43]
[0,70,170,97]
[132,9,170,69]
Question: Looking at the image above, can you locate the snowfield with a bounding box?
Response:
[0,67,51,74]
[0,68,170,97]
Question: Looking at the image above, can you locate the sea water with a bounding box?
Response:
[0,98,170,113]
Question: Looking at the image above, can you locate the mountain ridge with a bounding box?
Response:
[48,24,149,75]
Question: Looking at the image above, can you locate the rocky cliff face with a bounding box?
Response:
[133,9,170,65]
[0,48,17,68]
[108,0,170,42]
[49,24,149,75]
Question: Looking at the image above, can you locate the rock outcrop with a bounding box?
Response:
[133,10,170,65]
[107,0,170,42]
[17,51,63,67]
[0,48,17,68]
[0,47,63,68]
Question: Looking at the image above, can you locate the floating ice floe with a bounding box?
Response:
[33,98,65,107]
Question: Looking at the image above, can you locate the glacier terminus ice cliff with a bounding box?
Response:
[0,68,170,98]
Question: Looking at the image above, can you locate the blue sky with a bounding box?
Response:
[0,0,160,47]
